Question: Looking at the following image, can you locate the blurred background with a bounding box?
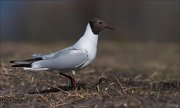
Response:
[0,1,180,107]
[1,0,179,43]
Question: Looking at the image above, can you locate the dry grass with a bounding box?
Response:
[0,41,180,108]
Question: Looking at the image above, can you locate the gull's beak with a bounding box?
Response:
[105,24,114,30]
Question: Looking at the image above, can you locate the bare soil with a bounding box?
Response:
[0,41,180,108]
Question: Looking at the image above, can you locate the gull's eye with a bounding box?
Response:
[97,21,102,25]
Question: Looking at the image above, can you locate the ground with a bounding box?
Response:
[0,41,180,108]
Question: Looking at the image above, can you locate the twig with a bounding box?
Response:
[114,77,126,95]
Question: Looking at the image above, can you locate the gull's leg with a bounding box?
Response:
[59,73,76,88]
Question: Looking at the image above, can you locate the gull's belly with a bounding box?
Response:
[88,48,97,62]
[81,48,97,68]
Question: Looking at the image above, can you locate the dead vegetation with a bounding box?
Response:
[0,42,180,108]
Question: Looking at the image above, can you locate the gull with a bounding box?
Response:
[10,18,113,88]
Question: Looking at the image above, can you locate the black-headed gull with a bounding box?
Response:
[10,18,113,87]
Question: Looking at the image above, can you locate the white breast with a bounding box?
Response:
[73,23,99,68]
[82,43,97,68]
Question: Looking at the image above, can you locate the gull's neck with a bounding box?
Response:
[74,23,99,50]
[83,23,97,37]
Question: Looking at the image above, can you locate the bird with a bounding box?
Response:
[10,18,114,88]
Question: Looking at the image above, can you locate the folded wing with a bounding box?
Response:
[31,49,88,70]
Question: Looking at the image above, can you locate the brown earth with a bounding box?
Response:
[0,41,180,108]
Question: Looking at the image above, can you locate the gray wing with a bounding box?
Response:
[32,54,45,58]
[32,49,88,70]
[32,46,74,59]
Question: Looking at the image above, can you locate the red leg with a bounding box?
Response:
[59,73,77,88]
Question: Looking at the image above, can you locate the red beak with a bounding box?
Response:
[105,25,114,30]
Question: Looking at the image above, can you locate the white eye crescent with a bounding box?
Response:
[97,21,102,24]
